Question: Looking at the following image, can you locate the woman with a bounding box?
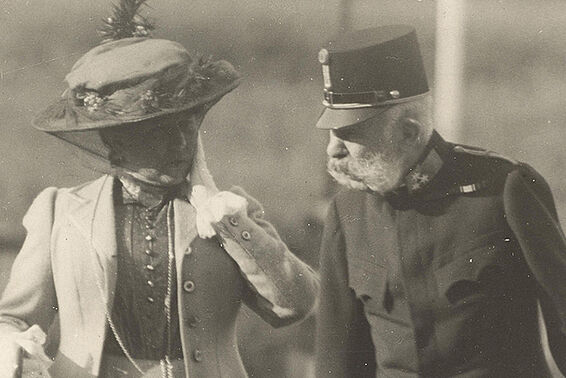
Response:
[0,1,318,377]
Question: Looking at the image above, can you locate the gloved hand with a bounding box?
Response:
[192,187,248,238]
[0,324,51,377]
[13,325,50,363]
[189,134,248,238]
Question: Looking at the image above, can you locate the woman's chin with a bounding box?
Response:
[129,169,186,187]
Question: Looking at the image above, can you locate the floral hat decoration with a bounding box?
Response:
[33,0,241,133]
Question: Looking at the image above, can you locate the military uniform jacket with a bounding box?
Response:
[0,175,318,377]
[316,131,566,377]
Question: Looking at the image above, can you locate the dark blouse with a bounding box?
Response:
[103,179,184,360]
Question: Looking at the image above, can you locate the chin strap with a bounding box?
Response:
[188,133,248,239]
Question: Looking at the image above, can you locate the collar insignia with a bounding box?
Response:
[403,148,443,195]
[408,172,430,191]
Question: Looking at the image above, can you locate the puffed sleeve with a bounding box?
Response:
[0,187,59,336]
[503,164,566,374]
[315,199,376,378]
[212,186,319,328]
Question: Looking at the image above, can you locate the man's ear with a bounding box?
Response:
[400,117,422,146]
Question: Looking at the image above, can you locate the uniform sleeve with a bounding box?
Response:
[315,199,376,378]
[503,165,566,374]
[212,186,319,328]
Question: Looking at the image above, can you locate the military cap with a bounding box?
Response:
[316,25,429,129]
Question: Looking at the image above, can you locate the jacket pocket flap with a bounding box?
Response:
[348,257,387,300]
[434,239,512,300]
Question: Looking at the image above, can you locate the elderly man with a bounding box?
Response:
[0,3,318,377]
[315,25,566,377]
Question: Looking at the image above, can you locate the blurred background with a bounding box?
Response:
[1,0,566,376]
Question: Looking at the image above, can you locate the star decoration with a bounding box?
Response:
[409,172,430,191]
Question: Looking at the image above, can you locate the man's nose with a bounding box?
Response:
[327,131,348,158]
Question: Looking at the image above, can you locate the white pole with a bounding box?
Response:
[339,0,354,33]
[434,0,466,142]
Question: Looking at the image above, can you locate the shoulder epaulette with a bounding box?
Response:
[428,145,518,198]
[432,180,492,198]
[452,145,518,165]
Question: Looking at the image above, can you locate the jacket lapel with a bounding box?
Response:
[65,175,200,303]
[66,175,118,308]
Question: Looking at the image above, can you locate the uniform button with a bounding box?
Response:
[145,224,153,230]
[147,280,155,288]
[192,349,203,362]
[186,315,199,328]
[241,231,251,241]
[389,89,400,99]
[183,280,196,293]
[229,216,239,226]
[184,246,192,255]
[145,264,155,271]
[147,296,154,303]
[145,235,154,241]
[145,249,152,256]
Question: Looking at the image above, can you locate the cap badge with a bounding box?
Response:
[322,65,332,89]
[318,48,330,64]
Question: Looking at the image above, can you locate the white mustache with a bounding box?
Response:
[327,157,360,177]
[327,152,401,193]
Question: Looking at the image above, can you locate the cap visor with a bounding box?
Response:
[316,106,390,129]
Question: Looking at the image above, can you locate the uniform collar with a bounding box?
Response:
[401,130,445,195]
[383,131,450,207]
[383,130,508,208]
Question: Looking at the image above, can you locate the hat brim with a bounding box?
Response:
[33,78,241,133]
[316,106,390,130]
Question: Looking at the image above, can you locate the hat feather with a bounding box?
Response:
[33,1,241,132]
[99,0,154,41]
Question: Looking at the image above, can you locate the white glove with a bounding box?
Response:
[189,134,247,238]
[0,325,51,376]
[13,325,50,363]
[191,186,248,239]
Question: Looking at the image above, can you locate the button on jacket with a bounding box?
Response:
[103,181,184,359]
[316,132,566,377]
[0,175,319,377]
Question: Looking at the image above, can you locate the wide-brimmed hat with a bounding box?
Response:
[33,37,240,133]
[316,25,429,130]
[33,0,240,134]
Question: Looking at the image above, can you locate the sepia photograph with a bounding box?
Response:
[0,0,565,377]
